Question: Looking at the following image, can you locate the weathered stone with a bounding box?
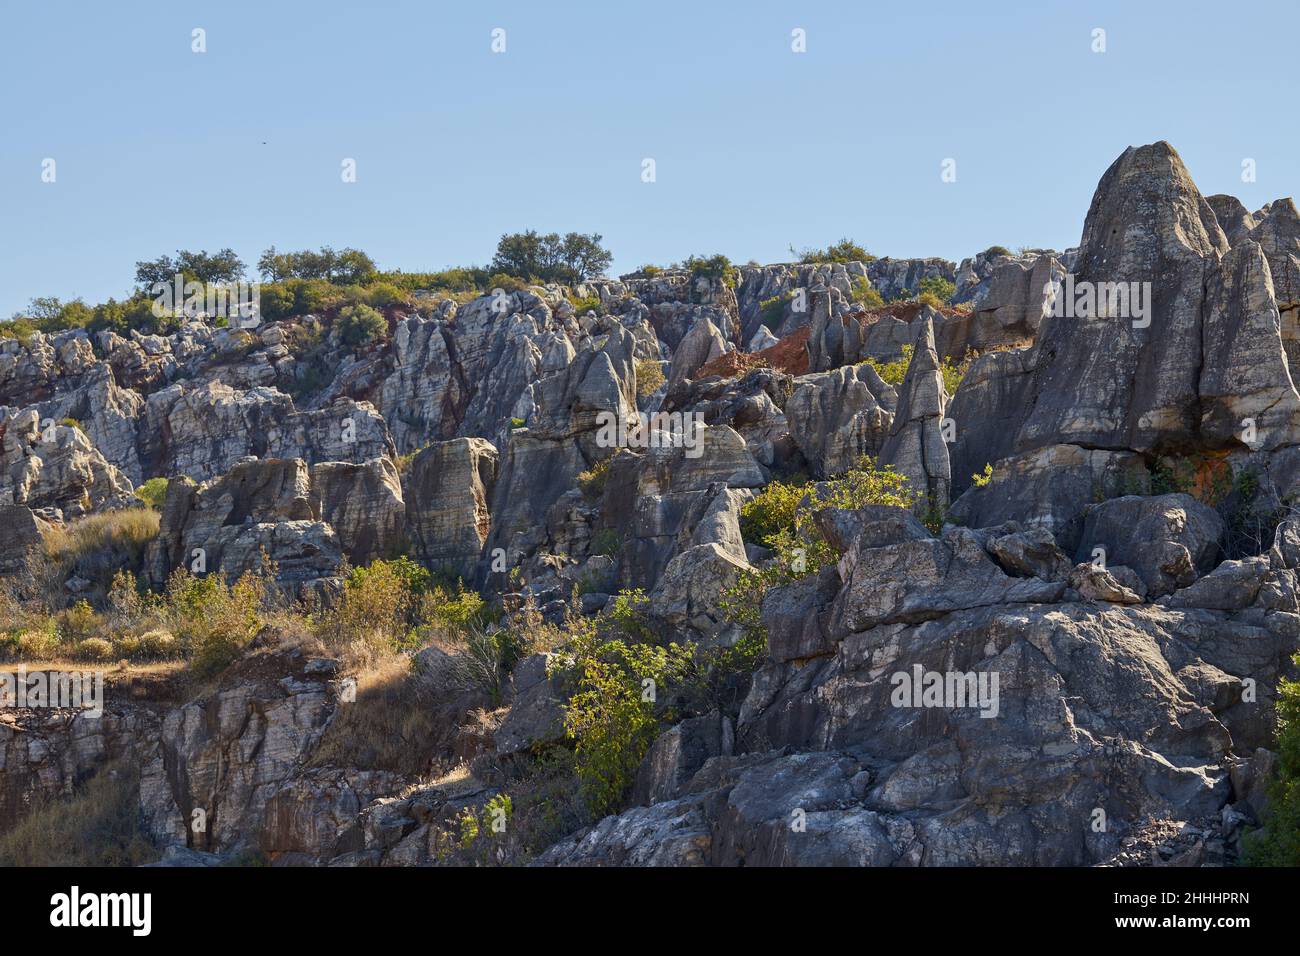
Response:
[1075,494,1224,598]
[785,365,895,478]
[405,438,497,579]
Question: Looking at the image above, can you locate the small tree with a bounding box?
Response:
[490,231,612,284]
[337,303,387,346]
[135,249,245,288]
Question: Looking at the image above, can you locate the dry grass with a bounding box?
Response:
[37,508,160,606]
[42,508,160,566]
[0,761,157,866]
[307,655,451,777]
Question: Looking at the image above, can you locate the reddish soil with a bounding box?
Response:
[696,326,811,379]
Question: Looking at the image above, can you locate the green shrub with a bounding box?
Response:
[759,291,792,330]
[982,245,1012,258]
[165,568,267,677]
[577,459,611,499]
[337,303,387,347]
[590,528,622,558]
[566,294,602,315]
[1243,652,1300,865]
[851,276,885,310]
[862,344,969,395]
[634,358,665,399]
[862,345,913,386]
[421,582,487,632]
[552,627,694,815]
[682,253,736,287]
[795,238,875,264]
[918,276,956,304]
[259,283,298,322]
[364,282,408,309]
[323,557,431,653]
[725,458,917,640]
[135,476,169,511]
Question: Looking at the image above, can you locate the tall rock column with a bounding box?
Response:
[879,318,950,509]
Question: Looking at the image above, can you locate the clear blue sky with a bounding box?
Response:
[2,0,1296,318]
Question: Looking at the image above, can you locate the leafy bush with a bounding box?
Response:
[135,477,169,511]
[56,600,103,645]
[420,582,487,632]
[725,458,917,640]
[552,625,693,815]
[918,276,956,305]
[851,277,885,310]
[941,351,972,395]
[794,238,875,264]
[323,557,431,653]
[862,344,969,395]
[566,294,602,315]
[590,528,622,558]
[1243,652,1300,865]
[364,282,408,309]
[165,568,267,677]
[634,358,665,399]
[759,291,792,330]
[982,245,1012,259]
[682,254,735,287]
[577,458,611,499]
[337,303,387,347]
[862,345,913,386]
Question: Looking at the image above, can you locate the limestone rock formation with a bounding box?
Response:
[878,319,950,508]
[405,438,498,579]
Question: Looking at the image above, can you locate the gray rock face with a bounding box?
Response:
[984,526,1072,581]
[941,254,1059,357]
[878,319,950,507]
[827,526,1064,638]
[405,438,498,580]
[734,260,870,341]
[1247,197,1300,310]
[785,364,896,478]
[661,368,794,470]
[1207,194,1259,247]
[0,409,133,517]
[142,457,374,588]
[140,644,343,851]
[865,257,955,302]
[1018,142,1228,455]
[1200,240,1300,449]
[633,712,733,806]
[667,315,728,386]
[0,704,159,831]
[1075,494,1224,599]
[950,444,1149,553]
[945,346,1036,497]
[309,457,406,565]
[0,505,44,574]
[141,381,393,482]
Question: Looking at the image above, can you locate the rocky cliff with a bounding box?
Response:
[1,141,1296,867]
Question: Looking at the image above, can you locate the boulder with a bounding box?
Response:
[1075,494,1224,598]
